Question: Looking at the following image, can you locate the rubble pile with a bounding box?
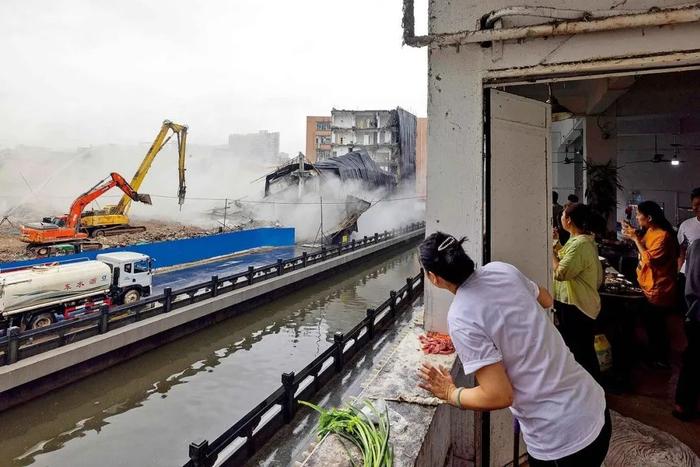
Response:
[100,221,213,247]
[0,220,234,263]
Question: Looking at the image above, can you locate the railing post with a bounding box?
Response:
[334,332,344,372]
[321,246,326,258]
[163,287,173,313]
[188,439,212,467]
[374,232,379,243]
[211,276,219,297]
[351,239,356,251]
[389,291,397,318]
[302,251,308,267]
[363,235,368,246]
[98,305,110,334]
[282,371,297,423]
[248,266,255,285]
[366,308,376,339]
[7,326,20,364]
[406,278,414,301]
[277,259,284,276]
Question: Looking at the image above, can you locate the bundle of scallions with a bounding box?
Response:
[300,399,393,467]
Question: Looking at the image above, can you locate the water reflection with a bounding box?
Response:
[0,249,418,467]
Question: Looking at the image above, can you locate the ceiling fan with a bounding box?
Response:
[553,149,582,164]
[626,135,686,166]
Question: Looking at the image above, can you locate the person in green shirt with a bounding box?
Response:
[552,203,604,379]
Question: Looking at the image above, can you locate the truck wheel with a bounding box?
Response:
[36,247,50,257]
[93,229,106,238]
[29,313,54,329]
[123,289,141,304]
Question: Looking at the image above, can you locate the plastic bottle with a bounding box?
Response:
[594,334,613,372]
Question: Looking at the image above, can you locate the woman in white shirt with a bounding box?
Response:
[418,232,610,466]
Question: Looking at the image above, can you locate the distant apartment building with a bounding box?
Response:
[305,116,332,163]
[416,117,427,196]
[327,108,417,182]
[227,130,280,165]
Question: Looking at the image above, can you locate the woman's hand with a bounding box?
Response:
[418,362,455,401]
[622,221,638,241]
[552,227,559,242]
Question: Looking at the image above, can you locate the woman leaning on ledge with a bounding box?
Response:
[417,232,610,466]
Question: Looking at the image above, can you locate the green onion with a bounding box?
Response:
[300,399,393,467]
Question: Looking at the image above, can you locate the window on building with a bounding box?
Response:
[316,121,331,131]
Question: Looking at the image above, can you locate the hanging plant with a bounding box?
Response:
[584,161,623,232]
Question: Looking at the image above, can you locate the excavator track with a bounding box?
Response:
[89,225,147,238]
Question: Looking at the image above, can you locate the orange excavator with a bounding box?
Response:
[20,173,152,256]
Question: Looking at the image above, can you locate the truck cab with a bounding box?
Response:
[96,252,153,304]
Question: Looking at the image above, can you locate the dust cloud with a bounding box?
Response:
[0,143,424,242]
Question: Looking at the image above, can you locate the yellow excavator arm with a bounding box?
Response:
[79,120,188,236]
[115,119,188,215]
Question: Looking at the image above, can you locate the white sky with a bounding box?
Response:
[0,0,428,154]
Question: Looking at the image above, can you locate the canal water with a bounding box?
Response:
[0,247,420,467]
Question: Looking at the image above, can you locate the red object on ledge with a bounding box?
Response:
[419,332,455,354]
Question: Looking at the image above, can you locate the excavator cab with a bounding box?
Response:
[20,173,150,256]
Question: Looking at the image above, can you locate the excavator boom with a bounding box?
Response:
[115,120,188,214]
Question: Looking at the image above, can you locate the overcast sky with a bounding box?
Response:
[0,0,428,154]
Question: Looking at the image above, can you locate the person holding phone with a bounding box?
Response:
[623,201,679,367]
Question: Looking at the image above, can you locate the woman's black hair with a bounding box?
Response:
[637,200,676,236]
[563,203,593,233]
[419,232,475,285]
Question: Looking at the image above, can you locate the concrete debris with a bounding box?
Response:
[0,220,224,263]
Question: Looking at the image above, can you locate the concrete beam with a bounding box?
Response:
[425,46,484,334]
[585,76,636,115]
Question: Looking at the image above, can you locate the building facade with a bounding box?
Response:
[328,108,417,182]
[401,0,700,463]
[227,130,280,165]
[305,116,332,163]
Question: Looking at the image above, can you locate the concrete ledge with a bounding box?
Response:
[299,308,475,467]
[0,229,423,411]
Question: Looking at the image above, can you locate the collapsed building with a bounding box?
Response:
[263,149,396,244]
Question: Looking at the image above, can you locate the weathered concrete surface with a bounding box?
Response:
[299,309,475,467]
[0,229,423,409]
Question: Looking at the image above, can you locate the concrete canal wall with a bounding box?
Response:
[0,228,424,411]
[0,227,295,270]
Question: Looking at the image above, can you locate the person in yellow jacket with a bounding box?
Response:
[553,203,604,379]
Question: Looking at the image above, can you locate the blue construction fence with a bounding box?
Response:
[0,227,295,271]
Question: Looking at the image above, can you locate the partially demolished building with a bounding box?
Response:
[264,149,395,244]
[328,107,417,183]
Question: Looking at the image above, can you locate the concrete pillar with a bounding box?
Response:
[425,46,484,333]
[584,115,618,231]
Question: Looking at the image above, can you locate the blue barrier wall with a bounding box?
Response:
[0,227,295,271]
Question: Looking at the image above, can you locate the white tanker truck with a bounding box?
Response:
[0,252,153,330]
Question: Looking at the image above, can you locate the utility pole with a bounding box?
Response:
[223,198,228,230]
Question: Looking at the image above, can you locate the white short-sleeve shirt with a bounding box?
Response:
[448,262,606,461]
[678,217,700,273]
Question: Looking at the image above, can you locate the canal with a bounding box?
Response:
[0,246,420,466]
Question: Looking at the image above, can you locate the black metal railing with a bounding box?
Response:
[0,222,425,366]
[184,270,425,467]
